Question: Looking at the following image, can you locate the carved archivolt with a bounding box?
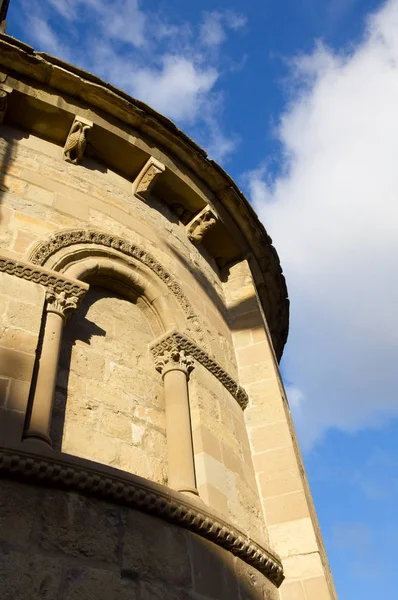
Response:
[0,255,88,299]
[151,331,249,409]
[28,229,207,347]
[0,446,284,586]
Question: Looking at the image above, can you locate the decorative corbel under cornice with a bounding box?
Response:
[150,330,249,409]
[132,156,165,201]
[186,205,218,244]
[63,115,93,164]
[0,255,89,300]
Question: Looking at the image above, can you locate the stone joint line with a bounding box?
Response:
[151,331,249,409]
[0,447,284,586]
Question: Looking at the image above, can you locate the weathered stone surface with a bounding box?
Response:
[235,559,279,600]
[0,550,63,600]
[189,533,240,600]
[38,490,120,563]
[0,479,38,546]
[122,509,192,589]
[63,567,139,600]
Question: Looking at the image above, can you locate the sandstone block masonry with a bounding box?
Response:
[0,35,337,600]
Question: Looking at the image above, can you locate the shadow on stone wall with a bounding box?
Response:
[50,289,106,451]
[165,240,229,320]
[0,477,278,600]
[0,126,30,225]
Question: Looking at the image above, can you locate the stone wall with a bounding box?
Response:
[53,286,167,484]
[224,261,337,600]
[0,125,264,547]
[0,478,278,600]
[0,271,44,444]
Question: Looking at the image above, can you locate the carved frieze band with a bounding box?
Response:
[0,255,89,300]
[0,446,284,586]
[28,229,207,348]
[151,331,249,409]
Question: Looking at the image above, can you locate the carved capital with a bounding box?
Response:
[187,205,218,244]
[45,288,80,320]
[0,84,12,125]
[154,344,194,377]
[133,156,165,201]
[63,116,93,164]
[151,331,249,409]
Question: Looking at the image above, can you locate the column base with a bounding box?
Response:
[23,431,53,448]
[178,486,200,497]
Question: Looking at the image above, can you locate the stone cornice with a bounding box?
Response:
[0,444,284,586]
[151,331,249,409]
[0,34,288,361]
[0,254,89,299]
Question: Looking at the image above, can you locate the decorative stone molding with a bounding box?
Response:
[0,83,12,125]
[151,331,249,409]
[132,156,165,201]
[187,205,218,243]
[63,115,93,164]
[154,345,194,377]
[29,229,207,348]
[0,255,89,299]
[0,445,284,586]
[45,288,80,320]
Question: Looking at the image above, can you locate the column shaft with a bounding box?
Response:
[25,310,64,445]
[163,367,198,496]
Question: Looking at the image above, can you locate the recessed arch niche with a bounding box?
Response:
[34,235,202,485]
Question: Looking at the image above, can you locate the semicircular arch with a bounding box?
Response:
[28,229,207,348]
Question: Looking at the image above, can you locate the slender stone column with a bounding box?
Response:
[25,288,80,447]
[155,345,198,496]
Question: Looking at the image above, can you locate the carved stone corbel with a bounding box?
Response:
[186,205,218,244]
[132,156,165,201]
[63,116,93,164]
[0,84,12,125]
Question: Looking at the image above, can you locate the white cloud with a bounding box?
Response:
[13,0,240,162]
[247,0,398,450]
[200,10,246,47]
[131,55,218,122]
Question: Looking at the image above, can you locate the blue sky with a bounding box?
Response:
[6,1,398,597]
